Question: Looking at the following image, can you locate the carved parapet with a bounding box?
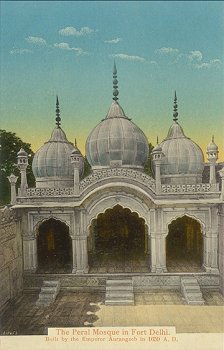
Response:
[79,168,156,192]
[26,187,74,197]
[161,183,217,194]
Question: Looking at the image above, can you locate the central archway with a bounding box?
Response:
[88,205,149,273]
[37,218,72,273]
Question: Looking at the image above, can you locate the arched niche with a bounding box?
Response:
[166,215,204,272]
[36,218,72,273]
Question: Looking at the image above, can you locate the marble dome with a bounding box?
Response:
[32,98,83,188]
[159,122,204,176]
[154,93,204,183]
[85,65,149,169]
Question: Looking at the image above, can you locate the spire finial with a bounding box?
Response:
[112,61,119,101]
[173,90,178,122]
[75,138,77,148]
[157,136,159,144]
[212,135,214,143]
[55,95,61,127]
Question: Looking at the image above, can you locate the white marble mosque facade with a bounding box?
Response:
[7,65,224,294]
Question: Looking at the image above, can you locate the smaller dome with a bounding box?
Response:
[32,127,75,178]
[154,92,204,184]
[32,97,83,188]
[207,137,218,152]
[152,144,162,153]
[159,122,204,176]
[17,148,28,157]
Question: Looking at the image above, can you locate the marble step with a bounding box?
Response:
[36,280,60,307]
[105,299,135,306]
[43,281,59,287]
[105,278,134,306]
[106,285,133,291]
[106,279,133,285]
[181,277,205,305]
[106,292,134,299]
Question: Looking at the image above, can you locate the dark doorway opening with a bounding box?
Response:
[88,205,149,273]
[166,216,203,272]
[37,218,72,273]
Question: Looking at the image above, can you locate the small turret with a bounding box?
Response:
[207,136,218,185]
[152,137,164,193]
[71,139,84,195]
[17,148,28,196]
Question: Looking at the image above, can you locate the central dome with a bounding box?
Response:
[85,64,149,169]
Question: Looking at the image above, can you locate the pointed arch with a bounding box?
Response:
[88,204,150,273]
[36,217,72,273]
[166,215,204,272]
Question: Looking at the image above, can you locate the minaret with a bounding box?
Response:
[17,148,28,196]
[173,91,178,122]
[152,137,164,193]
[112,61,119,101]
[71,140,83,195]
[7,174,18,204]
[207,136,218,186]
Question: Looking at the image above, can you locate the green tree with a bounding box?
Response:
[0,129,35,205]
[144,142,154,177]
[82,156,92,178]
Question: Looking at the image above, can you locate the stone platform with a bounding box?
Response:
[23,272,220,293]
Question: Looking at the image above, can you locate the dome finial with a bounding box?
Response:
[212,135,214,143]
[55,95,61,127]
[75,138,77,148]
[112,61,119,101]
[157,136,159,144]
[173,90,178,122]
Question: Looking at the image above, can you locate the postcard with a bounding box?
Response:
[0,1,223,350]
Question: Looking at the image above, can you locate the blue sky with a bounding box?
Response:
[0,1,224,159]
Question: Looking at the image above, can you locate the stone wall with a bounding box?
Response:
[0,207,23,311]
[219,203,224,295]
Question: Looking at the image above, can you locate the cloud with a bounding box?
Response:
[25,36,47,45]
[54,42,88,55]
[104,38,122,44]
[188,50,203,61]
[193,58,222,69]
[10,48,33,54]
[112,53,146,62]
[155,47,179,54]
[59,26,95,37]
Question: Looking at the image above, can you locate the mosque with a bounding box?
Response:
[7,64,224,305]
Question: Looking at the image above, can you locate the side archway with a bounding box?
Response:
[36,218,72,273]
[166,215,204,272]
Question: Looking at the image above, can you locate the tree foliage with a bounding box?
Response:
[82,156,92,178]
[0,129,35,205]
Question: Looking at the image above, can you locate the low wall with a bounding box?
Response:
[0,207,23,311]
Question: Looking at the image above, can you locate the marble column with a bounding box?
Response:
[23,237,37,272]
[150,236,157,272]
[157,234,167,273]
[203,232,219,273]
[72,236,89,274]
